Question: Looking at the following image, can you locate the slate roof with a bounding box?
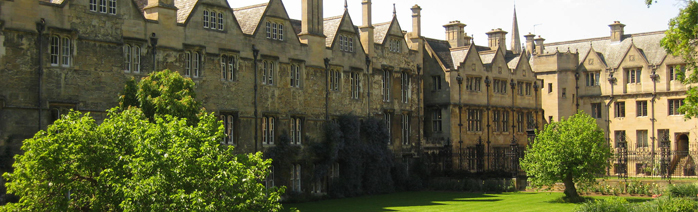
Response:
[39,0,64,4]
[450,48,470,69]
[544,31,667,68]
[323,15,343,47]
[373,22,391,44]
[134,0,148,11]
[233,3,268,35]
[507,55,521,69]
[290,19,302,35]
[175,0,198,23]
[479,50,497,64]
[424,38,454,70]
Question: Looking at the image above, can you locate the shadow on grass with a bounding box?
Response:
[284,192,504,212]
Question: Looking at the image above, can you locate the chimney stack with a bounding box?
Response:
[144,0,177,23]
[410,4,421,39]
[524,33,535,55]
[443,21,466,48]
[301,0,323,36]
[360,0,374,57]
[486,28,508,52]
[609,21,625,42]
[534,36,545,55]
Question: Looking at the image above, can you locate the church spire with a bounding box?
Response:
[510,6,522,54]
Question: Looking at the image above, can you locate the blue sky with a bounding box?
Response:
[228,0,683,43]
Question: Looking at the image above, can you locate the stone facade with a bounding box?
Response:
[531,21,698,177]
[422,17,542,172]
[0,0,426,195]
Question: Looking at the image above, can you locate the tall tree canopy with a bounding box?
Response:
[521,112,612,202]
[2,70,283,211]
[650,1,698,118]
[120,69,202,125]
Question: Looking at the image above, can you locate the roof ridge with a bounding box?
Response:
[233,3,268,11]
[546,30,666,46]
[373,21,391,26]
[324,15,343,21]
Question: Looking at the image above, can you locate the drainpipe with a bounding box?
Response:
[324,58,331,121]
[416,65,422,156]
[574,72,580,111]
[485,76,492,170]
[606,69,617,175]
[253,45,259,152]
[150,33,158,72]
[649,65,659,167]
[366,56,371,117]
[36,19,46,131]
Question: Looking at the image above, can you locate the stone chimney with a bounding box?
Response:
[443,21,466,48]
[410,4,421,39]
[609,21,625,42]
[486,28,507,52]
[534,35,545,55]
[360,0,374,57]
[464,33,472,46]
[144,0,177,23]
[524,33,535,55]
[301,0,323,36]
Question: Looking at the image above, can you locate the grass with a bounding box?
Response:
[284,192,652,212]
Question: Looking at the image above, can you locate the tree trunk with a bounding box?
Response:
[562,174,581,201]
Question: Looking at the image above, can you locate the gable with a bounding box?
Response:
[580,50,607,71]
[619,45,649,67]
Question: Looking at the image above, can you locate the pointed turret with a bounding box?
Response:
[510,6,522,54]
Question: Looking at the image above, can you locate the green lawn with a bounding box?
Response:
[284,192,651,212]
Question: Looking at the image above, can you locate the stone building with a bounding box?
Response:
[421,8,543,173]
[0,0,425,196]
[531,21,697,177]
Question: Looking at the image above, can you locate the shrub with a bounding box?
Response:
[575,197,629,212]
[666,183,698,198]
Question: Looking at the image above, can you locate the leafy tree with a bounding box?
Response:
[521,112,612,202]
[120,69,202,125]
[1,109,283,211]
[648,1,698,118]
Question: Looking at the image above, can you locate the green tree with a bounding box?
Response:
[1,109,283,211]
[521,112,612,202]
[649,1,698,118]
[120,69,202,125]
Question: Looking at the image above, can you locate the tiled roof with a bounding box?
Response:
[323,15,343,47]
[233,3,268,35]
[175,0,198,24]
[424,38,454,70]
[544,31,666,68]
[507,55,521,69]
[373,22,391,44]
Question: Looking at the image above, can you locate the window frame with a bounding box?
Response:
[382,70,391,102]
[290,63,302,88]
[401,113,410,145]
[432,76,441,91]
[591,103,602,118]
[636,101,648,117]
[262,116,276,145]
[350,72,361,99]
[290,117,302,145]
[586,71,601,87]
[262,60,276,85]
[668,99,684,115]
[219,113,236,145]
[432,109,442,132]
[466,76,482,92]
[626,68,642,84]
[265,21,284,41]
[636,130,648,148]
[614,102,626,118]
[467,109,482,132]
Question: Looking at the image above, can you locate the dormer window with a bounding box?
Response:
[389,38,401,53]
[339,35,354,52]
[203,10,224,31]
[90,0,116,15]
[265,21,284,41]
